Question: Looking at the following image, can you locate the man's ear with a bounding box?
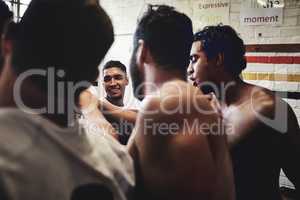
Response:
[125,75,129,86]
[216,53,224,67]
[136,39,147,70]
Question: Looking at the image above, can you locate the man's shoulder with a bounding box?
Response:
[79,90,93,100]
[143,80,209,114]
[0,108,35,129]
[0,109,36,158]
[232,85,295,133]
[248,86,294,120]
[79,90,99,108]
[236,86,275,117]
[160,80,199,100]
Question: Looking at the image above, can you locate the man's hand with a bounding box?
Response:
[98,97,138,124]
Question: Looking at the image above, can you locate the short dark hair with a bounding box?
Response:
[134,4,193,74]
[103,60,127,73]
[12,0,114,89]
[194,25,246,76]
[0,0,13,35]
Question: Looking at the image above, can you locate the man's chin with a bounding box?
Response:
[108,94,122,99]
[194,81,215,95]
[200,85,215,95]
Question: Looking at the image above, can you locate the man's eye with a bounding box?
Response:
[189,55,198,63]
[104,76,112,82]
[114,75,123,80]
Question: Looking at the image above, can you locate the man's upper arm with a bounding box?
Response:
[281,105,300,193]
[79,90,95,109]
[227,91,276,148]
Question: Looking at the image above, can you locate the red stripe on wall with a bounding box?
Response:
[293,57,300,64]
[246,56,300,64]
[269,56,294,64]
[246,56,269,63]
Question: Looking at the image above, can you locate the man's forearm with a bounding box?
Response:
[100,99,138,123]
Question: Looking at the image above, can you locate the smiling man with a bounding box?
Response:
[103,60,129,106]
[101,60,135,144]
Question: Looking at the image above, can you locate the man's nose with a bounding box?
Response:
[187,64,194,77]
[109,78,117,86]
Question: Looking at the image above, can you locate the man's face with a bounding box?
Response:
[129,45,144,100]
[187,41,217,94]
[103,67,128,99]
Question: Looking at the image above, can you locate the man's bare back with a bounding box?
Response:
[129,80,235,200]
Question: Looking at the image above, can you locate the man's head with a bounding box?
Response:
[187,25,246,93]
[10,0,114,98]
[130,4,193,99]
[102,60,128,100]
[0,0,13,68]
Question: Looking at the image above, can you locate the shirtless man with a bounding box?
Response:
[187,25,300,200]
[128,5,234,200]
[102,60,129,107]
[79,60,137,143]
[101,60,135,144]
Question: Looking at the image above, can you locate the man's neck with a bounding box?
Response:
[0,63,75,127]
[0,60,17,107]
[106,96,124,107]
[144,65,186,96]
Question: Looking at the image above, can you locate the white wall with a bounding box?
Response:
[96,0,300,107]
[100,0,300,45]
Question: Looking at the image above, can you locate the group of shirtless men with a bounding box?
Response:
[0,0,299,200]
